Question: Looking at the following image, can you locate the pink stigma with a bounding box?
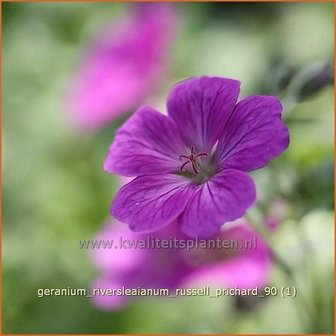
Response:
[179,146,208,174]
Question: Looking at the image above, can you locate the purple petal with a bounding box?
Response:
[179,169,256,238]
[183,255,269,289]
[111,174,192,232]
[216,96,289,171]
[104,106,186,176]
[167,76,240,152]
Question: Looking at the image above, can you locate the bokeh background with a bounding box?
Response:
[2,2,334,334]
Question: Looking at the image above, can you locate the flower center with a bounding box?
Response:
[178,145,218,184]
[179,146,208,175]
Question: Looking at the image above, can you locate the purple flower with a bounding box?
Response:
[90,219,270,310]
[68,4,175,131]
[104,77,289,237]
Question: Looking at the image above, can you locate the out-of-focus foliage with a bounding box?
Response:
[2,2,334,334]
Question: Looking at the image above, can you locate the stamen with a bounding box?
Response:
[179,160,191,172]
[195,153,208,159]
[178,146,208,175]
[191,161,200,174]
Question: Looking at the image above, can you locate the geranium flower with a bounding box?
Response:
[68,3,175,131]
[104,77,289,237]
[90,219,270,310]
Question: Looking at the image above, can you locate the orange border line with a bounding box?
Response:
[1,0,335,2]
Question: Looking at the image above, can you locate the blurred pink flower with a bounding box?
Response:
[265,198,291,231]
[90,220,270,310]
[68,4,176,131]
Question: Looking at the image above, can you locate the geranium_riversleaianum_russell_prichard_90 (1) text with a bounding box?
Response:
[90,219,270,310]
[103,76,290,238]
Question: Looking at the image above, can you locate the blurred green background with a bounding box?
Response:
[2,2,334,334]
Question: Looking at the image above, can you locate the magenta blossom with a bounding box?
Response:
[90,220,270,310]
[104,77,289,237]
[68,4,175,131]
